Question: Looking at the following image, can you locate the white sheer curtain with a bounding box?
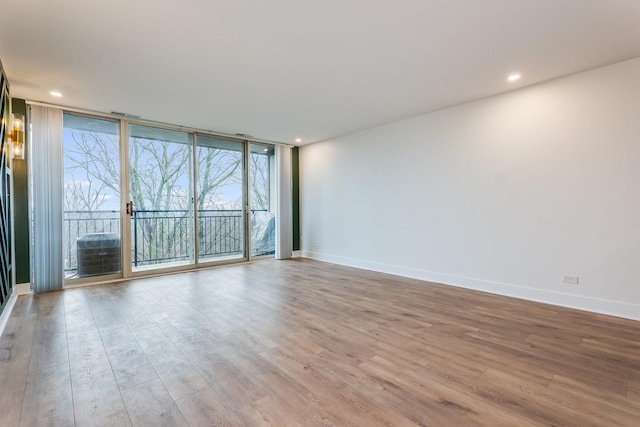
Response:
[29,105,64,293]
[275,145,293,259]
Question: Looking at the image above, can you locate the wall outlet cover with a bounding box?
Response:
[562,275,579,285]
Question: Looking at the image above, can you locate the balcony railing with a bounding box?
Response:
[64,209,266,274]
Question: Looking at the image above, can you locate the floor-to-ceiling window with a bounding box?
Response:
[250,143,275,256]
[63,113,121,280]
[60,112,276,284]
[129,124,195,271]
[196,135,245,263]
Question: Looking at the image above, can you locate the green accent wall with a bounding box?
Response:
[12,98,29,284]
[292,146,300,251]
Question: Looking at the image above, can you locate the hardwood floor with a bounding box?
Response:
[1,258,640,426]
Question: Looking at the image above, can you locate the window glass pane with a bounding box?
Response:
[250,143,275,256]
[196,135,245,262]
[129,124,194,270]
[63,113,120,279]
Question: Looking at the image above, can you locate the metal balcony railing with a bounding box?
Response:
[64,209,265,274]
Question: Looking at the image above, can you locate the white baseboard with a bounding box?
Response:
[16,283,32,295]
[292,250,301,258]
[0,293,18,338]
[301,251,640,321]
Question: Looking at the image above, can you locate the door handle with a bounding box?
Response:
[126,201,134,217]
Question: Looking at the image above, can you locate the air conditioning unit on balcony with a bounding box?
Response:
[77,233,121,277]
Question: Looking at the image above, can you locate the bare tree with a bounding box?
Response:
[250,152,270,211]
[197,147,242,211]
[64,131,119,212]
[64,129,251,268]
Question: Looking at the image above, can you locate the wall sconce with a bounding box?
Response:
[11,113,25,160]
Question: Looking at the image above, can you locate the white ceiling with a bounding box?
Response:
[1,1,639,145]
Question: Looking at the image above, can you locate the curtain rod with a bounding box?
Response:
[25,99,293,147]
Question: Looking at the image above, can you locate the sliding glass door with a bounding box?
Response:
[129,124,195,272]
[196,135,246,263]
[250,143,275,256]
[63,114,275,283]
[63,113,121,279]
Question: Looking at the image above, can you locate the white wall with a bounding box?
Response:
[300,57,640,320]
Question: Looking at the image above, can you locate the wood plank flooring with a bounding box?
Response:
[1,258,640,426]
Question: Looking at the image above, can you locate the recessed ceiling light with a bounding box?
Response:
[295,138,302,143]
[50,91,63,97]
[507,74,521,82]
[263,148,268,152]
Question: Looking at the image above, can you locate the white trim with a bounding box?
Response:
[302,251,640,321]
[292,250,301,258]
[0,294,18,337]
[16,283,32,295]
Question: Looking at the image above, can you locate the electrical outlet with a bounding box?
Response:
[562,275,579,285]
